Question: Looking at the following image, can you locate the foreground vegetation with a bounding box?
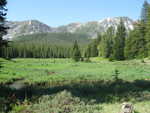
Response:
[0,58,150,113]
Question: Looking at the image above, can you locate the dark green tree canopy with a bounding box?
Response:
[145,5,150,56]
[125,22,147,59]
[0,0,8,57]
[72,40,81,62]
[112,19,126,60]
[141,0,150,23]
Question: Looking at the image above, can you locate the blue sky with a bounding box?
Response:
[7,0,147,27]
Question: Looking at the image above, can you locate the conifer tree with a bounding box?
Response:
[84,45,91,58]
[98,34,108,57]
[72,40,81,62]
[125,22,147,59]
[145,5,150,56]
[141,0,149,23]
[90,40,98,57]
[112,19,126,60]
[140,1,149,37]
[98,27,114,58]
[0,0,8,57]
[106,27,114,58]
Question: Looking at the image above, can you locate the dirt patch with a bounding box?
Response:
[7,78,27,90]
[47,71,55,75]
[6,78,25,85]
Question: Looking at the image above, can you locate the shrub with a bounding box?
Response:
[16,90,102,113]
[112,69,120,81]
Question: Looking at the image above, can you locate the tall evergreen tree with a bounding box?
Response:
[90,41,98,57]
[141,0,149,23]
[112,19,126,60]
[98,27,115,58]
[0,0,8,57]
[125,22,147,59]
[140,1,149,37]
[106,27,114,58]
[145,5,150,56]
[98,34,108,57]
[84,34,101,58]
[72,40,81,62]
[84,45,91,58]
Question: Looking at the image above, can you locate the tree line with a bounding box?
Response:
[1,42,72,58]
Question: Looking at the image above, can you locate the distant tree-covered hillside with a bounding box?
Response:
[1,32,91,58]
[13,32,91,46]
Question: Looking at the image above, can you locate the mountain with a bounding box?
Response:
[57,17,134,38]
[4,20,54,40]
[4,17,135,40]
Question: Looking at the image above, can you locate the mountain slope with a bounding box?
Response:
[4,17,135,40]
[4,20,53,39]
[14,32,90,46]
[57,17,134,38]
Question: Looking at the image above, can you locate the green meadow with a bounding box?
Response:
[0,58,150,84]
[0,58,150,113]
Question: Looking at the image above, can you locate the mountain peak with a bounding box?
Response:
[4,19,53,39]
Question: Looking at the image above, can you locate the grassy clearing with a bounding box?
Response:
[0,58,150,113]
[0,58,150,84]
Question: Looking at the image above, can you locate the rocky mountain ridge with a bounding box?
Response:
[4,17,135,40]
